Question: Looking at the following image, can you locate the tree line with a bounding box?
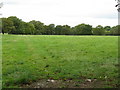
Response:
[1,16,120,35]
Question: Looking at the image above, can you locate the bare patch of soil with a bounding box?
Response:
[20,79,113,88]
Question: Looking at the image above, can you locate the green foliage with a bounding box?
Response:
[104,26,112,35]
[55,25,63,35]
[62,25,71,35]
[92,25,105,35]
[54,25,71,35]
[7,16,23,34]
[1,16,119,35]
[110,25,120,35]
[74,23,92,35]
[29,20,44,35]
[104,26,111,31]
[19,22,35,34]
[44,24,55,35]
[2,18,15,34]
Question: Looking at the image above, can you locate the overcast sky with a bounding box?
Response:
[0,0,118,27]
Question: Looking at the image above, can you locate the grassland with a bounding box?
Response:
[2,35,119,88]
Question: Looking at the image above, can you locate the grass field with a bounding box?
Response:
[2,35,119,88]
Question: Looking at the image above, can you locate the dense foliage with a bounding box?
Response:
[1,16,120,35]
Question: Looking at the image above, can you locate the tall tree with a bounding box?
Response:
[110,25,120,35]
[92,25,105,35]
[73,24,92,35]
[104,26,111,31]
[62,25,71,35]
[104,26,111,35]
[18,22,35,34]
[29,20,44,35]
[1,18,15,34]
[7,16,23,34]
[44,24,55,35]
[55,25,63,35]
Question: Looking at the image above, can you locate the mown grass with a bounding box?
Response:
[2,35,119,88]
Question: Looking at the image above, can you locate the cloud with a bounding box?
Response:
[1,0,118,27]
[91,12,118,19]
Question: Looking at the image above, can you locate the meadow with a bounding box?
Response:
[2,35,119,88]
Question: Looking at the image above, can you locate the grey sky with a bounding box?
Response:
[1,0,118,27]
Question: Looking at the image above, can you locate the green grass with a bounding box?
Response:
[2,35,119,88]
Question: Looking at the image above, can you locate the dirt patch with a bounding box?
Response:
[20,79,112,88]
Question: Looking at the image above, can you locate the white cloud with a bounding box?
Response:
[1,0,118,27]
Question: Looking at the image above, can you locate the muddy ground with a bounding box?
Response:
[20,79,116,88]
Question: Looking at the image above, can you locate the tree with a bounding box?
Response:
[104,26,111,31]
[27,23,35,34]
[44,24,55,35]
[7,16,23,34]
[55,25,63,35]
[18,22,35,34]
[1,18,15,34]
[62,25,71,35]
[1,16,119,35]
[29,20,45,35]
[104,26,111,35]
[71,27,75,35]
[73,24,92,35]
[92,25,105,35]
[110,25,120,35]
